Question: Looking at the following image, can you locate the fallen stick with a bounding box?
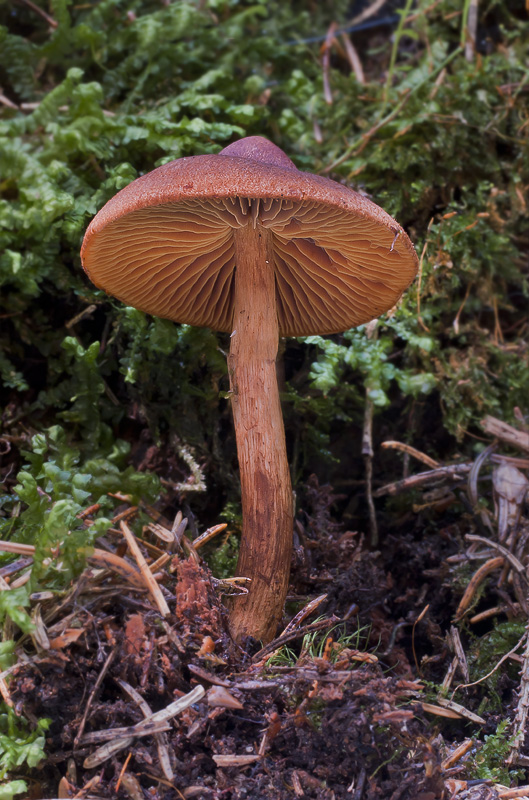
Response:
[481,415,529,453]
[374,463,472,497]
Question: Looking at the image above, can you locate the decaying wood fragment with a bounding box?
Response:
[207,685,244,709]
[117,770,144,800]
[481,416,529,453]
[440,657,458,693]
[31,604,50,650]
[161,619,185,653]
[506,624,529,767]
[374,463,472,497]
[212,754,261,768]
[144,513,199,562]
[211,576,250,596]
[498,788,529,799]
[188,664,231,687]
[444,779,468,794]
[291,769,304,798]
[0,556,33,580]
[0,540,36,556]
[10,570,31,588]
[449,625,470,683]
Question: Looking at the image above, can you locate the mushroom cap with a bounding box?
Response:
[81,137,418,336]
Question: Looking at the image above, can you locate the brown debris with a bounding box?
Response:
[174,557,225,643]
[207,686,244,710]
[481,416,529,453]
[4,408,529,798]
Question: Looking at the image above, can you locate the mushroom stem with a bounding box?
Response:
[227,220,293,643]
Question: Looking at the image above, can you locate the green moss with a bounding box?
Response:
[467,720,524,784]
[0,0,528,783]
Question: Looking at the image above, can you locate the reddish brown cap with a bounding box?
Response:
[81,137,418,336]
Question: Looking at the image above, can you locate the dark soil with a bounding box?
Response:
[9,452,528,800]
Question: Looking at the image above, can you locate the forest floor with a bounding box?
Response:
[5,414,529,800]
[1,2,528,797]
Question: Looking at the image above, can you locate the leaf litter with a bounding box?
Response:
[0,412,527,798]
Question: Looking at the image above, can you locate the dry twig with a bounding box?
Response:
[481,416,529,453]
[449,625,470,683]
[374,463,472,497]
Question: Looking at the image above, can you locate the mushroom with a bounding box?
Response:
[81,136,419,643]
